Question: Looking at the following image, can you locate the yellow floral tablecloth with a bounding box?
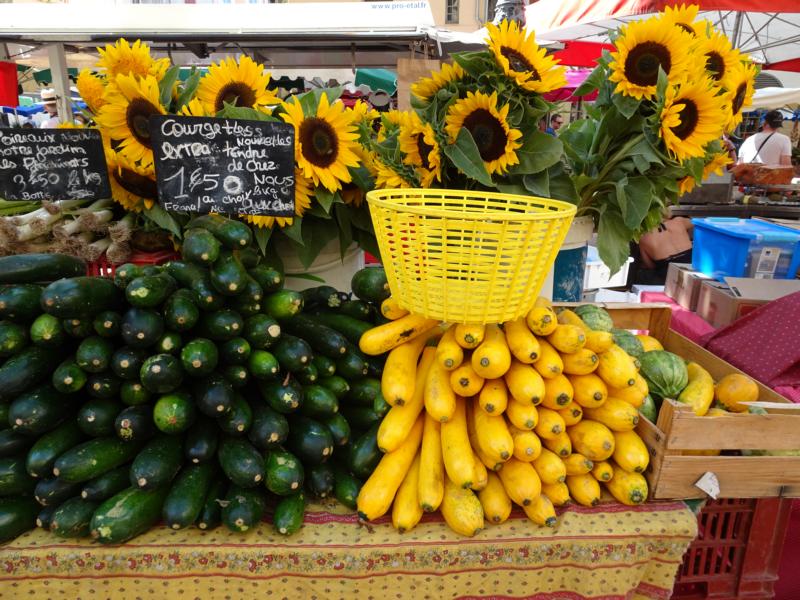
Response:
[0,499,696,600]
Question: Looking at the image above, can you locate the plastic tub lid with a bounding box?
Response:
[691,217,800,243]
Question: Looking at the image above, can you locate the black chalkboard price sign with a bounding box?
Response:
[150,115,295,216]
[0,128,110,201]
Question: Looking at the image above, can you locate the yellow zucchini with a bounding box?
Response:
[542,431,572,457]
[441,397,475,488]
[607,373,648,408]
[471,324,512,379]
[504,359,546,405]
[563,453,594,476]
[497,457,541,506]
[381,297,409,321]
[505,399,539,430]
[605,465,648,505]
[523,494,557,527]
[478,472,512,524]
[391,452,423,533]
[591,460,614,482]
[635,334,663,352]
[532,338,563,379]
[503,318,541,364]
[534,406,565,440]
[583,397,640,432]
[558,404,583,427]
[677,362,715,416]
[541,373,574,410]
[566,473,602,507]
[556,308,590,332]
[532,448,567,484]
[449,362,485,397]
[612,430,649,473]
[569,373,608,408]
[542,481,570,507]
[473,399,514,462]
[547,324,586,354]
[567,420,615,461]
[584,330,614,354]
[454,323,485,349]
[418,413,444,512]
[466,401,504,472]
[441,476,484,537]
[596,344,637,389]
[526,306,558,336]
[435,326,464,371]
[508,424,542,462]
[561,348,599,376]
[424,359,457,423]
[470,451,489,491]
[381,334,429,407]
[478,378,509,415]
[359,314,439,356]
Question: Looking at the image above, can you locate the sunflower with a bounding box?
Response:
[703,151,732,178]
[195,56,278,114]
[723,61,757,132]
[96,39,155,80]
[445,91,522,175]
[244,168,313,229]
[693,28,740,84]
[349,99,380,126]
[376,110,405,143]
[374,156,416,189]
[609,17,693,100]
[105,146,157,212]
[411,62,465,103]
[398,111,442,187]
[660,3,701,36]
[486,20,566,94]
[179,98,209,118]
[95,74,166,166]
[57,122,83,129]
[281,94,360,193]
[678,176,697,195]
[76,69,107,114]
[149,57,172,81]
[659,77,726,162]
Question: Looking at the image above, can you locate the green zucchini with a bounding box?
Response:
[312,313,372,345]
[34,476,81,506]
[332,465,361,510]
[248,349,280,380]
[0,345,59,401]
[243,313,281,349]
[300,385,339,419]
[221,485,265,533]
[194,375,235,416]
[284,314,349,358]
[186,214,252,249]
[222,364,249,388]
[264,290,303,321]
[40,277,120,319]
[92,310,122,338]
[50,497,98,538]
[237,246,260,269]
[191,276,226,312]
[90,486,169,544]
[0,455,36,495]
[162,463,216,530]
[351,267,390,304]
[319,375,350,399]
[265,449,304,495]
[76,336,114,373]
[111,347,147,380]
[287,416,334,465]
[373,391,391,417]
[346,379,382,407]
[248,404,289,451]
[61,317,93,338]
[52,358,87,393]
[155,331,182,355]
[26,420,84,478]
[125,273,177,309]
[36,503,58,530]
[0,497,39,543]
[152,392,195,435]
[184,416,218,464]
[323,412,351,446]
[130,434,184,489]
[121,307,165,348]
[0,284,42,322]
[0,320,28,357]
[338,299,373,321]
[120,381,151,406]
[306,463,335,498]
[0,253,85,284]
[296,363,318,385]
[364,354,385,379]
[9,384,71,435]
[113,263,142,290]
[249,264,284,294]
[339,406,382,431]
[273,334,313,372]
[217,394,252,436]
[272,492,305,536]
[348,423,382,479]
[29,313,66,347]
[115,405,156,442]
[182,227,221,266]
[54,437,141,483]
[258,379,303,414]
[180,338,219,377]
[77,398,122,437]
[198,309,244,341]
[140,353,184,394]
[335,350,369,379]
[86,373,122,400]
[0,429,33,457]
[197,478,226,530]
[312,355,336,377]
[210,251,249,296]
[80,465,131,502]
[163,289,200,332]
[301,286,341,310]
[220,337,251,365]
[218,436,265,488]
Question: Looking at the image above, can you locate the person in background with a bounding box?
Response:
[632,209,694,285]
[722,133,737,167]
[736,109,792,166]
[545,113,563,136]
[39,88,62,128]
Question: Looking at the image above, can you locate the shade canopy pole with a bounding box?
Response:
[47,43,73,124]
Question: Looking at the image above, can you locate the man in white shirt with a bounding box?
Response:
[737,110,793,166]
[38,88,62,129]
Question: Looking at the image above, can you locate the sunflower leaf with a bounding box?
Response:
[353,227,381,262]
[349,204,374,232]
[620,176,654,230]
[281,217,305,245]
[597,208,633,275]
[452,51,489,79]
[522,171,549,197]
[176,70,201,111]
[443,129,494,188]
[144,204,182,239]
[334,204,353,260]
[656,67,670,99]
[315,188,336,213]
[158,66,181,110]
[349,165,374,192]
[574,63,607,97]
[253,225,273,256]
[218,104,270,121]
[509,130,562,176]
[548,171,579,204]
[307,204,333,219]
[296,216,339,269]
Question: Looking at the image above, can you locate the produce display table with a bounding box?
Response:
[0,501,697,600]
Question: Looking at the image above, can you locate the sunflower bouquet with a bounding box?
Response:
[364,21,572,197]
[78,38,378,266]
[560,3,757,272]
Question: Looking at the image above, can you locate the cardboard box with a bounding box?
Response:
[664,263,712,311]
[754,217,800,232]
[696,277,800,328]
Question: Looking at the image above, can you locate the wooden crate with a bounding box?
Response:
[562,303,800,499]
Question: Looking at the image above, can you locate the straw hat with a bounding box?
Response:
[39,88,57,105]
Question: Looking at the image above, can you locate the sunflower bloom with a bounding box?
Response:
[703,151,732,178]
[398,112,442,187]
[95,74,166,166]
[411,62,465,103]
[105,146,158,212]
[609,17,693,100]
[281,94,361,193]
[678,176,697,195]
[486,20,566,94]
[660,78,726,162]
[96,39,155,80]
[445,91,522,176]
[196,55,279,114]
[374,156,416,189]
[693,28,741,84]
[245,168,313,229]
[660,3,701,36]
[76,69,107,114]
[724,61,757,132]
[179,98,210,118]
[376,110,405,143]
[349,99,380,125]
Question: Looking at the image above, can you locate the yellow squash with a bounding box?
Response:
[424,359,457,423]
[542,481,570,507]
[435,326,464,371]
[596,344,637,389]
[441,476,484,537]
[478,471,512,524]
[561,348,600,375]
[523,494,558,527]
[569,373,608,408]
[563,453,594,476]
[605,466,648,505]
[478,378,509,415]
[558,404,583,427]
[472,324,512,379]
[547,324,587,354]
[378,349,436,452]
[505,399,539,430]
[591,460,614,482]
[566,473,601,507]
[466,401,504,472]
[381,297,409,321]
[543,432,572,457]
[677,362,715,416]
[556,308,590,332]
[471,452,489,491]
[454,323,485,350]
[357,415,424,521]
[532,338,564,379]
[583,397,640,432]
[381,334,429,407]
[472,399,514,463]
[449,362,485,397]
[534,406,565,440]
[585,330,614,354]
[504,318,541,364]
[441,397,475,488]
[418,413,444,512]
[532,448,567,484]
[508,424,542,462]
[635,334,663,352]
[505,359,546,405]
[527,305,558,336]
[497,457,541,506]
[359,314,439,356]
[391,453,423,533]
[612,430,649,473]
[607,373,648,408]
[567,420,615,461]
[715,373,759,412]
[541,374,574,410]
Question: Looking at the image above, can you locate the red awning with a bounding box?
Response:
[552,40,615,68]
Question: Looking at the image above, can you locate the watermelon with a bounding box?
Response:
[574,305,613,332]
[611,329,645,358]
[638,351,688,400]
[639,394,657,423]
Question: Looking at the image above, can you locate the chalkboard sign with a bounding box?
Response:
[150,115,295,216]
[0,128,110,201]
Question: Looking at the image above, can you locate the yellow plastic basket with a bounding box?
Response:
[365,189,577,324]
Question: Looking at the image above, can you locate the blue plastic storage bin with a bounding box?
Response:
[692,218,800,281]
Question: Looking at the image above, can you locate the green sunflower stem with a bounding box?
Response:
[578,132,645,210]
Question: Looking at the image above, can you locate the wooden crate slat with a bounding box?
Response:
[667,409,800,450]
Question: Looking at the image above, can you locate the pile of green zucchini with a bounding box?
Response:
[0,215,393,544]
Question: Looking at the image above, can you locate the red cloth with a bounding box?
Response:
[699,291,800,400]
[639,292,715,343]
[0,61,18,108]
